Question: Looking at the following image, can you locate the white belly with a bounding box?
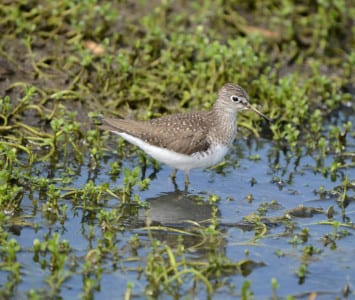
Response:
[115,132,229,172]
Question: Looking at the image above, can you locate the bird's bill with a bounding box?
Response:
[247,104,271,122]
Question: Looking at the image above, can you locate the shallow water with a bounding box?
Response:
[4,109,355,299]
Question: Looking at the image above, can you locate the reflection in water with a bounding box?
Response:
[138,191,215,227]
[134,191,263,277]
[135,191,227,254]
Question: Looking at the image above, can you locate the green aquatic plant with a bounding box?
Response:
[0,144,26,213]
[122,167,150,203]
[32,233,71,297]
[0,236,21,298]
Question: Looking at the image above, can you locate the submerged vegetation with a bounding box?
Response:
[0,0,354,299]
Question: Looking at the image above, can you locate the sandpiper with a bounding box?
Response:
[101,83,269,189]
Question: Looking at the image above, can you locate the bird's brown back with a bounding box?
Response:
[101,111,212,155]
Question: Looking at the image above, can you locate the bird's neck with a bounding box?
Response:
[208,107,237,145]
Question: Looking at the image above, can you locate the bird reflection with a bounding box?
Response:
[135,190,225,253]
[138,191,216,227]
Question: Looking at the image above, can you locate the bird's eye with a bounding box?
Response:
[231,95,240,102]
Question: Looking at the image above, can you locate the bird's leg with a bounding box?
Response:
[170,169,178,191]
[184,172,189,191]
[170,169,177,181]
